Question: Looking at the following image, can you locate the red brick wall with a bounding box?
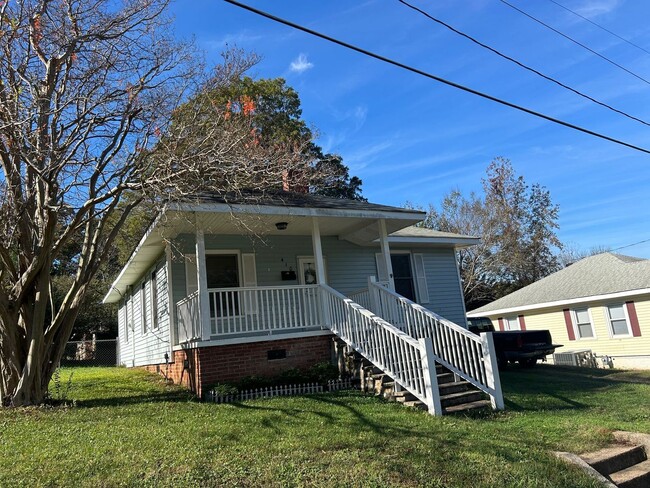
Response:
[141,335,332,397]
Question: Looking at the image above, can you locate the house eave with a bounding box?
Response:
[384,236,480,249]
[467,287,650,317]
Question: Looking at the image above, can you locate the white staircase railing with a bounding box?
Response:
[320,284,442,415]
[368,280,504,410]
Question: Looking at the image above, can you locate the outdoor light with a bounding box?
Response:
[275,222,288,231]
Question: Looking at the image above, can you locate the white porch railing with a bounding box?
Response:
[177,291,201,343]
[207,285,322,337]
[321,284,442,415]
[368,280,504,410]
[347,287,371,311]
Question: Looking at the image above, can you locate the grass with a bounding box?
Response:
[0,366,649,487]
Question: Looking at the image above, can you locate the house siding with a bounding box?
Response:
[117,257,171,367]
[481,293,650,369]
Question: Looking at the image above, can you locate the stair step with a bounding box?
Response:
[609,459,650,488]
[439,381,472,395]
[394,391,418,403]
[443,399,492,414]
[437,373,455,384]
[582,445,647,476]
[402,400,427,410]
[440,390,484,408]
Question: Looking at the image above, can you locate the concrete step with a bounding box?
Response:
[402,400,427,410]
[440,390,483,408]
[443,399,492,414]
[582,445,647,476]
[393,391,418,403]
[609,459,650,488]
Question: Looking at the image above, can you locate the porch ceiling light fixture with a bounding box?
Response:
[275,221,288,231]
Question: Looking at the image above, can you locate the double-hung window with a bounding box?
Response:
[151,271,159,330]
[607,304,631,337]
[141,282,148,334]
[572,308,594,339]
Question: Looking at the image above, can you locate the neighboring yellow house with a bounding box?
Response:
[468,253,650,369]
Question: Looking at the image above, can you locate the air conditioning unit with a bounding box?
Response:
[553,349,596,368]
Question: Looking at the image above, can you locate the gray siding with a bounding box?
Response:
[117,257,171,367]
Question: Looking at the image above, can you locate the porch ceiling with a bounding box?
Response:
[103,205,424,304]
[163,209,419,242]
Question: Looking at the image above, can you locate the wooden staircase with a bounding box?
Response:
[360,359,492,415]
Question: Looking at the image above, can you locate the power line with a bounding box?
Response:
[612,237,650,252]
[498,0,650,86]
[398,0,650,128]
[224,0,650,155]
[548,0,650,56]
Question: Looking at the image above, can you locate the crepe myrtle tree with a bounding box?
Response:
[0,0,315,406]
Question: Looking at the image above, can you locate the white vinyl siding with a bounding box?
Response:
[117,259,171,367]
[607,304,631,337]
[573,308,594,339]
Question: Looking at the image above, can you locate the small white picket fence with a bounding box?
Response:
[206,378,356,404]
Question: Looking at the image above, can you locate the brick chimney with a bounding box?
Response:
[282,169,308,194]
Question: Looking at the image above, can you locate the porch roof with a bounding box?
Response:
[103,192,472,303]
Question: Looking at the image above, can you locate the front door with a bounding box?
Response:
[206,254,240,316]
[391,254,415,301]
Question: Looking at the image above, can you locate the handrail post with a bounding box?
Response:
[419,337,442,416]
[481,332,504,410]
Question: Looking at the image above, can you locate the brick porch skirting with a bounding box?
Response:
[142,335,333,397]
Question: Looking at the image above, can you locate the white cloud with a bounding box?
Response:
[289,53,314,73]
[575,0,621,18]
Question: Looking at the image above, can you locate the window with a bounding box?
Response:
[573,308,594,339]
[505,317,520,331]
[141,282,148,334]
[607,304,631,337]
[151,271,159,330]
[206,254,240,317]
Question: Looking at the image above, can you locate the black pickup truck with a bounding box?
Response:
[467,317,562,368]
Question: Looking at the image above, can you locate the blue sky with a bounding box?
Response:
[170,0,650,258]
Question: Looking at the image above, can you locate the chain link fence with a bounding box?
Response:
[60,338,118,367]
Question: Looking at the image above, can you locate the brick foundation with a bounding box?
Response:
[142,334,333,397]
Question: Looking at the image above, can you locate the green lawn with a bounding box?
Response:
[1,366,649,487]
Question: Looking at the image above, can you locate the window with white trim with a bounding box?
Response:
[572,308,594,339]
[505,316,520,331]
[141,282,148,334]
[151,270,159,330]
[607,304,631,337]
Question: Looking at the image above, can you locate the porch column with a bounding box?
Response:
[196,230,211,340]
[311,218,327,285]
[378,218,395,291]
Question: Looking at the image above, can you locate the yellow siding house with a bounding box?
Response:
[468,253,650,369]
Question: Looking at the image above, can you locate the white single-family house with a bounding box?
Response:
[103,190,503,415]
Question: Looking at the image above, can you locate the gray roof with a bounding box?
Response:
[187,190,424,215]
[469,253,650,315]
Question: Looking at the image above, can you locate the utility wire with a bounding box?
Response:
[548,0,650,56]
[224,0,650,155]
[499,0,650,86]
[612,237,650,252]
[399,0,650,127]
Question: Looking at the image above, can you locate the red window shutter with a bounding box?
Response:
[518,315,527,331]
[563,309,576,341]
[625,301,642,337]
[498,318,505,331]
